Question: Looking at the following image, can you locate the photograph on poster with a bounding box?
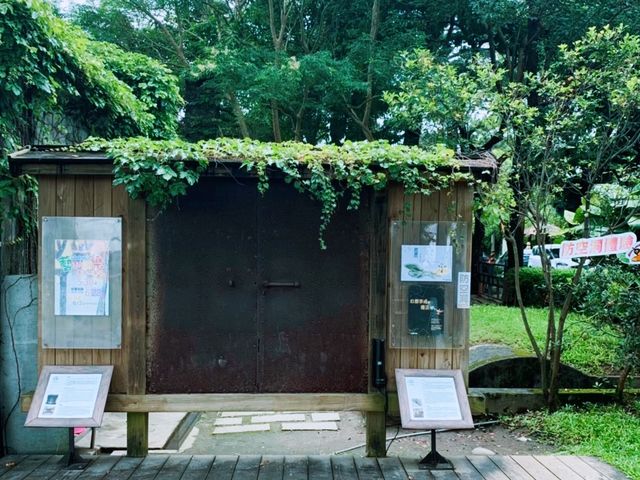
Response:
[401,245,453,282]
[54,239,110,316]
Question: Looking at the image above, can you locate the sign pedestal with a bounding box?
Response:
[418,429,453,470]
[61,428,89,470]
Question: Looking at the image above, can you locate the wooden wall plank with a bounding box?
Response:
[385,184,405,391]
[37,176,57,369]
[93,176,114,367]
[455,184,474,378]
[126,196,146,396]
[110,185,129,393]
[399,193,421,372]
[73,176,95,366]
[54,176,75,366]
[435,188,457,370]
[417,190,440,371]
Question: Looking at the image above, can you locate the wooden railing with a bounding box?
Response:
[477,261,504,302]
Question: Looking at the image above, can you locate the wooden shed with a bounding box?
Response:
[9,145,494,456]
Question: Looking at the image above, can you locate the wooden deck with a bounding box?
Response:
[0,454,629,479]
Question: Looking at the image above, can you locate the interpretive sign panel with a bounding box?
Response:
[396,369,473,430]
[25,366,113,428]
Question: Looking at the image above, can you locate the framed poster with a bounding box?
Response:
[395,369,474,430]
[41,217,122,349]
[25,366,113,428]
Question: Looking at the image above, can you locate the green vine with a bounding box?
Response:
[80,137,470,248]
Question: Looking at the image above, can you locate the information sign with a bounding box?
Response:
[25,366,113,428]
[395,369,473,430]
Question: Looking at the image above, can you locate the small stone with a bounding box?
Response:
[472,447,496,455]
[517,436,530,442]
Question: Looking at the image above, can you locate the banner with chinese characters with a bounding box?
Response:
[560,232,637,259]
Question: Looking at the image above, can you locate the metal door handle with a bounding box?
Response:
[262,281,301,288]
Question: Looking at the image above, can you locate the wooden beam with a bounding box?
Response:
[107,393,385,413]
[22,393,384,413]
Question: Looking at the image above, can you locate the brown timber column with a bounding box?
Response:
[117,190,148,457]
[366,190,388,457]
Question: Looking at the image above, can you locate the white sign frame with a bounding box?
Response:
[25,365,113,428]
[395,369,474,430]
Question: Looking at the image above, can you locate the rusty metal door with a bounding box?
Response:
[147,178,369,394]
[147,178,259,393]
[258,183,370,393]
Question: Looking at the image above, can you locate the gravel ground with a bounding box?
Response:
[178,412,556,458]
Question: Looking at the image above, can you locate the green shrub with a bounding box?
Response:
[504,267,576,307]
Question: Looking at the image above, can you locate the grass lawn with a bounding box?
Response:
[470,304,619,376]
[505,402,640,480]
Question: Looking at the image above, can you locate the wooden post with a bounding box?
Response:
[365,411,387,457]
[122,196,148,456]
[366,191,389,457]
[126,412,148,457]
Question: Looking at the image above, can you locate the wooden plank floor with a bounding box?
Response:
[0,455,629,479]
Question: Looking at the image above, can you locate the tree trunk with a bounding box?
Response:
[616,364,632,401]
[267,0,290,142]
[271,100,282,142]
[225,91,250,138]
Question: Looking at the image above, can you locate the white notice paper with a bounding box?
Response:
[405,376,462,422]
[457,272,471,309]
[38,373,102,419]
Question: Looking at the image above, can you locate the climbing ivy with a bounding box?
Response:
[81,137,470,247]
[0,0,182,262]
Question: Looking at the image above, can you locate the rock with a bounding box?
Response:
[472,447,497,455]
[517,436,530,442]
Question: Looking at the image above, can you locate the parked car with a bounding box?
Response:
[527,244,579,269]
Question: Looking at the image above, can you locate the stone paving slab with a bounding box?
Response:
[282,422,338,431]
[213,424,271,434]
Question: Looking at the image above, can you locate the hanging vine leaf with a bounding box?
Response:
[79,137,471,248]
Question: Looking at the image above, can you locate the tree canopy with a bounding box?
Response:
[0,0,182,154]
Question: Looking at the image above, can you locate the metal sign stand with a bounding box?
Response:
[61,428,89,469]
[418,429,453,470]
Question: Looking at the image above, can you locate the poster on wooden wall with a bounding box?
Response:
[42,217,122,349]
[400,245,453,282]
[54,240,110,316]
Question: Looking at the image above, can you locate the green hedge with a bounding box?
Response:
[504,267,576,307]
